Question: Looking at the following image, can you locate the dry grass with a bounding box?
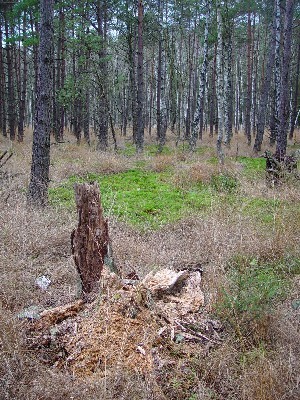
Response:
[0,128,299,399]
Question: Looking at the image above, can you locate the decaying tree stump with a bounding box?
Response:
[71,182,111,295]
[264,150,297,186]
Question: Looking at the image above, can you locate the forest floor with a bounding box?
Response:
[0,129,300,400]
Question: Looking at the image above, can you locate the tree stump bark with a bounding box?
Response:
[264,151,297,186]
[71,182,110,295]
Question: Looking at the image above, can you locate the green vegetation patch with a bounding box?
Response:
[49,166,295,230]
[145,144,173,155]
[49,169,213,229]
[217,256,291,338]
[235,156,266,177]
[240,197,281,223]
[118,143,173,157]
[211,173,239,194]
[118,143,136,157]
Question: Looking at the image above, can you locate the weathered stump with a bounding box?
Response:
[264,151,297,186]
[71,182,110,295]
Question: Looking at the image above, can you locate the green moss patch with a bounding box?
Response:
[235,156,266,177]
[49,169,213,229]
[49,164,296,230]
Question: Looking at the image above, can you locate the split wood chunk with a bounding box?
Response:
[71,182,110,294]
[36,300,84,330]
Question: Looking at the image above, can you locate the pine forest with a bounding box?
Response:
[0,1,300,399]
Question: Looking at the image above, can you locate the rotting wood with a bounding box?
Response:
[264,151,297,186]
[71,182,112,295]
[36,300,84,329]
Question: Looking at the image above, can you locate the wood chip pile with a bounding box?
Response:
[24,267,223,380]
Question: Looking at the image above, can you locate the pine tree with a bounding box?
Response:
[28,0,54,206]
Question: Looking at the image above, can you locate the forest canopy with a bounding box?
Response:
[0,0,299,158]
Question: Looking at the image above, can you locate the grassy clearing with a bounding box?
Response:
[49,158,297,231]
[49,169,213,229]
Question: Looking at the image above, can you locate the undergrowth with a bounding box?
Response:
[49,169,213,229]
[49,163,297,231]
[215,255,299,350]
[1,131,299,400]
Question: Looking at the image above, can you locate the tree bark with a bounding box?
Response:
[95,0,109,151]
[71,182,110,295]
[169,31,177,133]
[136,0,144,153]
[289,43,300,139]
[276,0,295,160]
[190,0,211,150]
[0,15,6,136]
[53,4,65,143]
[209,43,217,137]
[156,0,167,152]
[125,0,138,144]
[18,13,27,142]
[83,91,90,145]
[244,11,252,145]
[223,3,233,146]
[270,0,281,146]
[4,10,16,141]
[251,15,259,137]
[216,2,224,163]
[254,12,276,152]
[185,23,196,142]
[148,50,155,136]
[28,0,54,206]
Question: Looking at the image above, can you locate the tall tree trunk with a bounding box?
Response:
[190,0,211,150]
[83,92,90,145]
[223,4,233,146]
[148,50,155,136]
[244,11,252,145]
[125,1,138,143]
[0,15,7,136]
[156,0,167,152]
[251,15,259,137]
[4,11,16,141]
[29,10,39,127]
[254,11,276,152]
[209,43,217,137]
[53,5,65,142]
[18,13,27,142]
[289,43,300,139]
[96,0,108,151]
[216,2,224,163]
[270,0,281,146]
[168,31,177,134]
[28,0,54,206]
[122,83,128,136]
[176,26,184,145]
[185,25,195,141]
[276,0,295,160]
[157,23,163,148]
[136,0,144,153]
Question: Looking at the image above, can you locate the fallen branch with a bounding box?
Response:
[0,151,13,168]
[174,319,222,344]
[35,300,84,329]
